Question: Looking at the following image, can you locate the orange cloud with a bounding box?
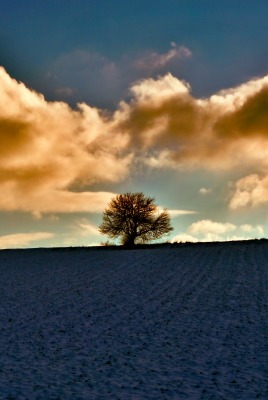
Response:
[0,67,131,213]
[2,66,268,214]
[229,174,268,209]
[117,73,268,171]
[0,232,55,249]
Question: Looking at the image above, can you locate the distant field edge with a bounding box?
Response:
[1,238,268,252]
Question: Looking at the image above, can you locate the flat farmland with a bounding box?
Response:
[0,242,267,399]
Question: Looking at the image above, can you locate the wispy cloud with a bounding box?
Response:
[76,220,101,236]
[199,187,212,196]
[134,43,192,71]
[0,232,55,249]
[62,219,101,247]
[45,43,192,107]
[167,209,197,217]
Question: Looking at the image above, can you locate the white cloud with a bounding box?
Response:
[129,73,190,105]
[172,220,264,243]
[171,233,198,243]
[240,224,264,235]
[188,220,236,236]
[167,209,197,217]
[157,207,196,217]
[199,187,212,195]
[88,241,102,247]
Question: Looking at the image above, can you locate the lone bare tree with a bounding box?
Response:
[99,192,173,246]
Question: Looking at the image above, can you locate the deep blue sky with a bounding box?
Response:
[1,0,268,106]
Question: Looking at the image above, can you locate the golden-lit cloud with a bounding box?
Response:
[117,73,268,172]
[0,67,131,213]
[114,72,268,211]
[2,66,268,214]
[229,174,268,209]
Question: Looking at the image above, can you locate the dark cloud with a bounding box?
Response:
[215,86,268,138]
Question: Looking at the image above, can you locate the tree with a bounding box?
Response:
[99,192,173,246]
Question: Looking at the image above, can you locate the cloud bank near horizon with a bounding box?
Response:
[0,232,55,249]
[172,220,264,243]
[1,66,268,214]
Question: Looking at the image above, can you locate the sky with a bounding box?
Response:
[0,0,268,248]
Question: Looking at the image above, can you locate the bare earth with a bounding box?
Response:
[0,242,267,399]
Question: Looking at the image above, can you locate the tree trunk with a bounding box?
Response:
[123,235,136,248]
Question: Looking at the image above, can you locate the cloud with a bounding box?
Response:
[240,224,264,235]
[229,174,268,209]
[188,220,236,236]
[134,43,192,71]
[199,187,212,195]
[0,67,131,214]
[115,71,268,212]
[62,219,102,247]
[130,73,190,103]
[167,209,197,217]
[0,189,117,213]
[55,86,75,98]
[155,207,197,219]
[42,52,268,176]
[172,233,198,243]
[0,232,55,249]
[45,44,192,108]
[2,65,268,215]
[76,220,100,236]
[117,73,268,172]
[172,220,264,243]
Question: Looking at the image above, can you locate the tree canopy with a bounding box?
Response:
[99,192,173,246]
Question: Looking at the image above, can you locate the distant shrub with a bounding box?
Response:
[100,240,115,247]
